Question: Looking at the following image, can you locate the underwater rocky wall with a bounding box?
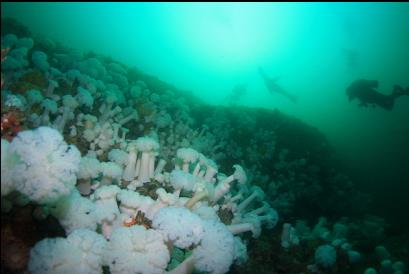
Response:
[2,18,407,274]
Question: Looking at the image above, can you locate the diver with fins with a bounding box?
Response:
[258,66,298,103]
[346,79,409,110]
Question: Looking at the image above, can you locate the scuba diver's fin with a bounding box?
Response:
[392,85,409,97]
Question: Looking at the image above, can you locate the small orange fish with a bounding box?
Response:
[122,210,152,229]
[123,218,138,227]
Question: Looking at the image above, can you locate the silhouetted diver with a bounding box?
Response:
[258,67,297,103]
[341,48,359,71]
[225,83,247,106]
[346,79,409,110]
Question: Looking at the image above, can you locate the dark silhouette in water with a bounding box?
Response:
[347,79,409,110]
[225,83,247,106]
[258,67,298,103]
[341,48,359,72]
